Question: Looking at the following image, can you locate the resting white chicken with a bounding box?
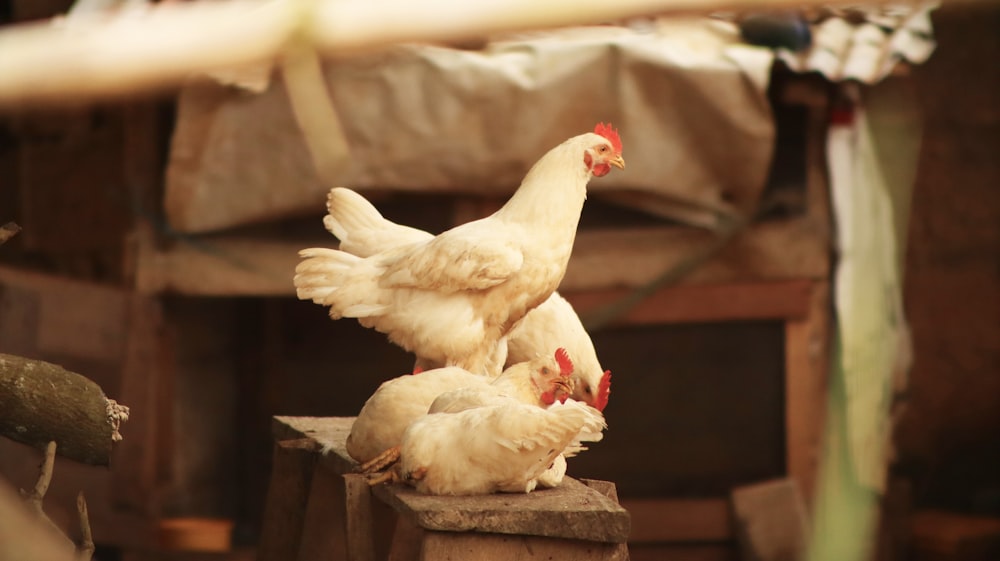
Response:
[295,124,624,376]
[366,397,605,496]
[319,186,613,410]
[506,294,612,411]
[347,348,575,464]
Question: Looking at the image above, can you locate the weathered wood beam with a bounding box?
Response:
[622,497,733,542]
[372,476,630,544]
[567,279,814,327]
[784,103,832,507]
[0,354,129,466]
[133,214,829,297]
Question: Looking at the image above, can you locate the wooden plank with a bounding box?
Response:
[17,107,130,253]
[730,478,809,561]
[621,498,733,543]
[121,102,165,228]
[133,213,829,297]
[297,465,348,561]
[911,510,1000,561]
[578,480,632,561]
[111,295,165,511]
[121,547,257,561]
[781,101,833,508]
[272,416,359,475]
[567,216,829,293]
[373,477,630,544]
[257,438,321,561]
[273,417,629,543]
[581,478,621,503]
[271,417,400,561]
[784,281,830,507]
[0,266,129,365]
[346,472,403,561]
[566,279,813,325]
[343,474,378,561]
[629,544,738,561]
[387,516,425,561]
[121,101,167,289]
[134,234,301,297]
[0,275,40,356]
[420,530,630,561]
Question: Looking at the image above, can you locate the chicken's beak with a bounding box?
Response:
[609,155,625,170]
[554,377,574,395]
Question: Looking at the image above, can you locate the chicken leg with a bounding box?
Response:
[359,445,400,474]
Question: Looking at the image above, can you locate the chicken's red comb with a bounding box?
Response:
[554,348,574,377]
[594,122,622,154]
[595,370,612,412]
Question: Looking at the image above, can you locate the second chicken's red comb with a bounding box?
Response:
[594,122,622,154]
[595,370,612,412]
[555,348,574,377]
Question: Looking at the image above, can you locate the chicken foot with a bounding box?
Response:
[359,446,400,474]
[365,469,398,486]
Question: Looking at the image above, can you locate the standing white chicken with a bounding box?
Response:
[366,398,605,496]
[317,186,613,410]
[347,348,575,464]
[295,124,624,376]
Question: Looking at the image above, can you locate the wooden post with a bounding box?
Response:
[784,281,831,506]
[784,99,833,507]
[343,474,378,561]
[297,465,349,561]
[258,438,320,561]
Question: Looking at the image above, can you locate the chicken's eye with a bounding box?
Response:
[541,367,550,376]
[598,146,608,153]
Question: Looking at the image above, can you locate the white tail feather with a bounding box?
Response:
[293,246,386,319]
[326,187,433,257]
[342,303,390,316]
[325,188,386,244]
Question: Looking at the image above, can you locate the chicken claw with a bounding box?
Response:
[366,469,398,487]
[359,446,401,474]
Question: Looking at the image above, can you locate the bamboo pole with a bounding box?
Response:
[0,0,921,108]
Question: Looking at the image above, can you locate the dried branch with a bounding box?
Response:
[0,222,21,246]
[21,441,76,549]
[25,441,57,516]
[76,492,94,561]
[0,353,129,465]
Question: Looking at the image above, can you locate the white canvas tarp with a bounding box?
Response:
[165,20,776,234]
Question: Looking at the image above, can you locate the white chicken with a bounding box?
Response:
[506,294,612,411]
[295,124,624,376]
[366,398,606,496]
[347,348,575,464]
[319,185,613,410]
